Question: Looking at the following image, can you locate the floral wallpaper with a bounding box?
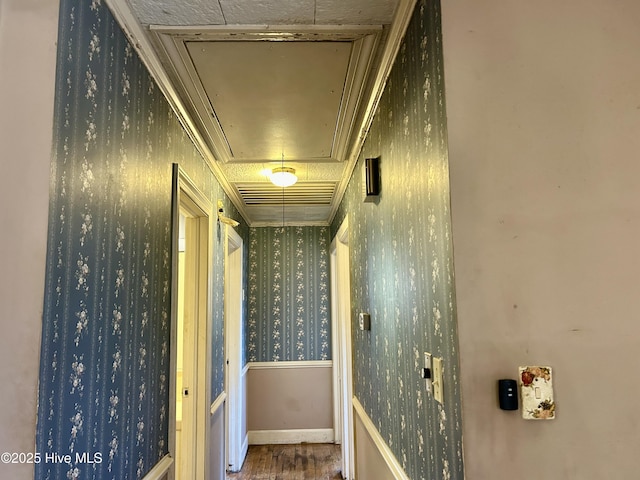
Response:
[247,226,331,362]
[332,1,464,479]
[35,0,246,478]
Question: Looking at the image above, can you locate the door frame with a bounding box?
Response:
[331,216,354,480]
[169,164,213,480]
[224,224,246,472]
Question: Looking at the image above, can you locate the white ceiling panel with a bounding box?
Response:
[129,0,225,25]
[219,0,316,25]
[186,40,352,161]
[128,0,398,27]
[315,0,398,24]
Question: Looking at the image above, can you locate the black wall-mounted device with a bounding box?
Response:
[358,312,371,331]
[364,156,380,200]
[498,379,519,410]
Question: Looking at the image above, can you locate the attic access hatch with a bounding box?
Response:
[150,26,383,165]
[186,40,350,162]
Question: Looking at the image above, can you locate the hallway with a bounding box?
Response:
[226,444,342,480]
[13,0,469,479]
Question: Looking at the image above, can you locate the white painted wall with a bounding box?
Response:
[442,1,640,478]
[0,0,59,478]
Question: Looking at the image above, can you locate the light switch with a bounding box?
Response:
[422,352,433,393]
[432,357,444,404]
[519,366,555,420]
[423,353,444,404]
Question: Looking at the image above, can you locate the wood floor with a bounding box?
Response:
[226,444,343,480]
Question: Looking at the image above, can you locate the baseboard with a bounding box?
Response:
[248,428,334,445]
[248,360,332,370]
[352,397,409,480]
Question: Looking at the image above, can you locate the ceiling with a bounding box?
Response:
[107,0,413,225]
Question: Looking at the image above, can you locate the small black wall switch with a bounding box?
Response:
[498,379,518,410]
[364,157,380,200]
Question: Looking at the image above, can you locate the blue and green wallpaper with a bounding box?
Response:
[35,0,247,478]
[247,226,331,362]
[332,0,464,478]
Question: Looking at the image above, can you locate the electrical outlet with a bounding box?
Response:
[432,357,444,404]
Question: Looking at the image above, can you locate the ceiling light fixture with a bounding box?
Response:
[270,166,297,188]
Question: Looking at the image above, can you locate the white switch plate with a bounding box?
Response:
[423,352,433,393]
[519,366,554,420]
[432,357,444,404]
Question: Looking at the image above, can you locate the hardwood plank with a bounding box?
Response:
[227,443,341,480]
[301,444,316,480]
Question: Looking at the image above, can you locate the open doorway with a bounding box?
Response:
[331,217,354,480]
[170,166,212,480]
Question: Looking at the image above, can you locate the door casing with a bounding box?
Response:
[331,216,354,480]
[169,165,213,480]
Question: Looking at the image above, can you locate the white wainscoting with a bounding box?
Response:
[238,364,250,469]
[247,361,334,445]
[352,398,410,480]
[210,392,226,480]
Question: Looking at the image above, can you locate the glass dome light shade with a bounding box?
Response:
[270,167,297,187]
